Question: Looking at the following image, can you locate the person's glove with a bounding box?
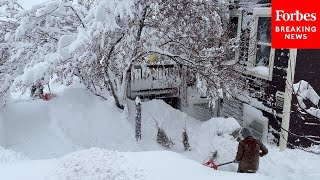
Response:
[233,159,239,163]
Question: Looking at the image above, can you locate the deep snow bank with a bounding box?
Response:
[1,100,76,159]
[127,151,272,180]
[136,99,241,170]
[0,146,28,163]
[0,149,273,180]
[51,148,145,180]
[137,99,202,150]
[49,87,139,151]
[259,146,320,180]
[189,117,240,168]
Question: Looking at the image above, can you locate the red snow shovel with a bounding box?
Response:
[203,159,234,170]
[42,85,56,101]
[42,93,57,101]
[203,159,218,170]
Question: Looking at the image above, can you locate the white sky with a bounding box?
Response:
[18,0,45,9]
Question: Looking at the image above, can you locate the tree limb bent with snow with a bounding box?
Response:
[1,0,243,109]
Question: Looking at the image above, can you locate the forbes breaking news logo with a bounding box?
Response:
[272,0,320,49]
[275,10,317,40]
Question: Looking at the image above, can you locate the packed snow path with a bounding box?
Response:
[1,100,76,159]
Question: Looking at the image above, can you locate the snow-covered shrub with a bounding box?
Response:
[182,128,191,151]
[156,122,173,149]
[210,151,218,160]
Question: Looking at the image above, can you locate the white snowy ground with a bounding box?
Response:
[1,84,320,180]
[0,149,273,180]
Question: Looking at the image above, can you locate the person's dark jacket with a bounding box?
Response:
[236,128,268,173]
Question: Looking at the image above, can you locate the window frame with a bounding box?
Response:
[247,8,274,81]
[229,9,243,63]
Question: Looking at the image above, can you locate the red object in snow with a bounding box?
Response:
[203,159,218,170]
[43,93,56,101]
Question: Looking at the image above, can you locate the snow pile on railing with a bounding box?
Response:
[293,80,320,118]
[51,148,145,180]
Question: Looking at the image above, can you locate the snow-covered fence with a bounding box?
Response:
[293,80,320,119]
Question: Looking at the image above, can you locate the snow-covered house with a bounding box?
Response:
[222,0,320,148]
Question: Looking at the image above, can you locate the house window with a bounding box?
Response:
[256,17,271,66]
[228,10,242,62]
[229,16,239,39]
[248,8,274,80]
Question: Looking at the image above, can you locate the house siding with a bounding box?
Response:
[225,3,289,144]
[288,49,320,148]
[225,0,320,148]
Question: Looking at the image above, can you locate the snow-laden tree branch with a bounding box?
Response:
[1,0,243,109]
[0,0,87,105]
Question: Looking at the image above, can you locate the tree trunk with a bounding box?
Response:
[105,68,124,109]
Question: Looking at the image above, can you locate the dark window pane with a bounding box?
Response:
[229,17,239,38]
[256,44,271,66]
[257,17,271,43]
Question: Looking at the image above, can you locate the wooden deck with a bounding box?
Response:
[128,64,182,100]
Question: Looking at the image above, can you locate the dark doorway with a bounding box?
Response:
[159,97,181,110]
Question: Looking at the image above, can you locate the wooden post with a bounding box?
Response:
[180,65,188,107]
[279,49,297,151]
[135,96,142,141]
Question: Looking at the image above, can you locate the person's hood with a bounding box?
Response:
[241,127,253,138]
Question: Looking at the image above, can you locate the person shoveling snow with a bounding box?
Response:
[204,127,268,173]
[234,127,268,173]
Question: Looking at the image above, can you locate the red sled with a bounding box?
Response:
[203,159,218,170]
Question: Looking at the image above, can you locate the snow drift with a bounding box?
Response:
[51,148,145,180]
[1,86,320,180]
[0,146,27,163]
[49,87,139,151]
[0,149,273,180]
